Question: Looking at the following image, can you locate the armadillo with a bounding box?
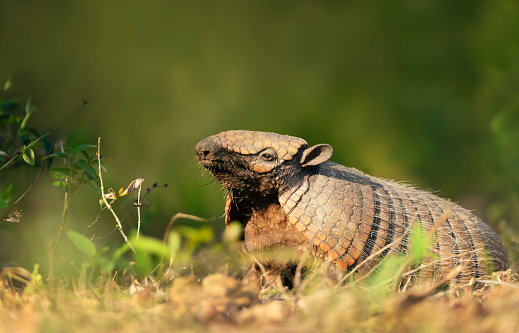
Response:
[195,130,508,284]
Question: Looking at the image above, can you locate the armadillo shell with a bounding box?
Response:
[279,161,508,283]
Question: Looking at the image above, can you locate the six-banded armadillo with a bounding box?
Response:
[195,130,508,285]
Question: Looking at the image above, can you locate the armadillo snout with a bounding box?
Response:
[195,137,219,161]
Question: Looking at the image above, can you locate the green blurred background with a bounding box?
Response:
[1,0,518,267]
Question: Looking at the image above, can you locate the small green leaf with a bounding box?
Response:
[408,222,432,264]
[178,225,214,244]
[167,232,182,254]
[50,167,72,180]
[20,97,35,129]
[223,222,243,244]
[8,114,20,125]
[84,179,101,193]
[20,114,30,129]
[52,181,67,187]
[24,263,43,294]
[131,235,172,257]
[67,230,96,256]
[75,160,97,179]
[112,243,130,261]
[0,184,13,203]
[0,198,7,208]
[3,77,12,93]
[25,96,32,114]
[22,148,35,165]
[73,144,97,156]
[64,146,74,157]
[47,152,69,159]
[367,255,408,296]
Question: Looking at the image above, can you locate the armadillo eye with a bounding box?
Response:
[260,149,276,162]
[262,153,273,161]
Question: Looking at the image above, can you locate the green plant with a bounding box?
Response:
[0,78,44,170]
[0,78,86,226]
[23,263,44,294]
[65,217,223,281]
[0,79,48,220]
[48,143,101,254]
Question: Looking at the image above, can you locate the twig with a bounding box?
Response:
[92,181,164,240]
[367,262,465,294]
[474,280,519,289]
[136,183,142,238]
[161,213,211,262]
[93,227,118,240]
[119,184,167,224]
[84,206,107,236]
[400,251,476,279]
[380,265,467,305]
[162,213,211,245]
[0,155,48,222]
[96,137,136,254]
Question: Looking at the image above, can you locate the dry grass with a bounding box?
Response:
[1,268,519,333]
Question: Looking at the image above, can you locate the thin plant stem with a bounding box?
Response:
[53,190,73,255]
[53,142,74,255]
[96,137,136,254]
[161,213,210,262]
[136,184,142,238]
[474,280,519,289]
[84,207,106,236]
[0,155,48,222]
[162,213,210,245]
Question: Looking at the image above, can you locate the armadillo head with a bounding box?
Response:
[195,130,333,224]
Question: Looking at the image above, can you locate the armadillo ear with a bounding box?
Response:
[300,144,333,167]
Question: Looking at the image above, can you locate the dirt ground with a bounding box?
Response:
[2,269,519,333]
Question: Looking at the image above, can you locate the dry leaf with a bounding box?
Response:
[119,178,145,197]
